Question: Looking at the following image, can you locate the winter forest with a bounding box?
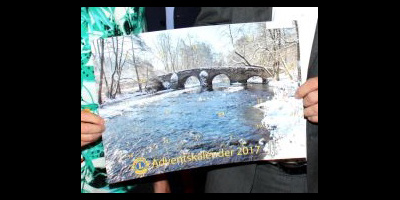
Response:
[92,21,299,104]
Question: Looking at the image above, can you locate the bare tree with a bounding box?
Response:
[131,36,142,92]
[92,38,110,104]
[153,33,181,73]
[228,25,252,66]
[127,35,151,92]
[224,23,299,80]
[152,33,170,72]
[192,42,214,68]
[97,39,105,104]
[107,35,128,99]
[177,34,196,70]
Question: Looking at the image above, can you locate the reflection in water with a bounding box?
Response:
[103,83,274,183]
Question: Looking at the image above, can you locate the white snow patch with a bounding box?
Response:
[224,86,245,93]
[231,82,243,85]
[268,79,300,98]
[199,70,208,77]
[254,79,306,160]
[162,81,171,89]
[171,73,178,82]
[247,76,263,83]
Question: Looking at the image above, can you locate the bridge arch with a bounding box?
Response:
[211,73,231,89]
[177,74,201,89]
[183,76,201,88]
[247,75,265,84]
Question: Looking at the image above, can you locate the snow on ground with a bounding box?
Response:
[224,85,245,93]
[268,78,300,97]
[253,78,307,160]
[101,92,145,106]
[99,88,196,120]
[256,98,306,159]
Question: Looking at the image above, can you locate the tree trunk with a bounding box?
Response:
[110,37,118,99]
[98,38,105,104]
[131,36,142,92]
[146,63,149,88]
[116,36,125,95]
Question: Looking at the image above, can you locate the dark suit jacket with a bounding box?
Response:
[195,7,273,25]
[145,7,201,31]
[306,21,318,193]
[194,7,318,193]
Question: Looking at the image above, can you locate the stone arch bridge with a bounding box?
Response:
[157,66,273,91]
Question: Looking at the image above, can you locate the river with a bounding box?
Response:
[102,83,277,183]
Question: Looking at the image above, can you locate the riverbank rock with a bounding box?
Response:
[145,78,165,94]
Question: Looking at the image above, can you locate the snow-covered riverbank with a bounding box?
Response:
[253,79,306,160]
[99,88,196,120]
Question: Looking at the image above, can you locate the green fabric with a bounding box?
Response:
[81,7,145,193]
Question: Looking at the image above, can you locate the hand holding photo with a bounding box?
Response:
[90,20,306,183]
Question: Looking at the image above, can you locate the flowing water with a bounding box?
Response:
[103,83,276,183]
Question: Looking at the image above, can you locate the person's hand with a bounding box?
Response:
[81,110,105,147]
[153,179,171,193]
[295,77,318,123]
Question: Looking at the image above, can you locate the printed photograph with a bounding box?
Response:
[91,20,306,183]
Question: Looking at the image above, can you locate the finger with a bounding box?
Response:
[303,90,318,107]
[307,116,318,123]
[304,103,318,117]
[81,141,92,147]
[295,77,318,99]
[81,132,102,143]
[81,122,105,135]
[81,111,104,125]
